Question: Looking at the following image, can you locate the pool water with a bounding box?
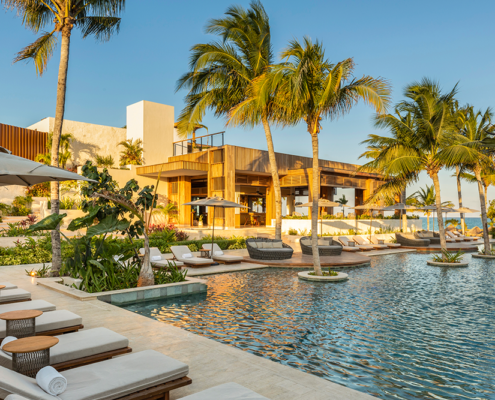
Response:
[121,254,495,400]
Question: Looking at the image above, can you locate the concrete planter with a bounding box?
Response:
[427,260,469,267]
[298,271,348,282]
[472,254,495,259]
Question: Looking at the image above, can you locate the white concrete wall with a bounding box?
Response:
[126,101,175,165]
[281,218,420,235]
[28,118,126,168]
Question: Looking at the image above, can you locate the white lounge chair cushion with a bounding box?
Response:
[203,244,242,262]
[181,257,213,265]
[5,395,30,400]
[152,259,184,267]
[139,247,163,258]
[181,382,268,400]
[342,246,360,252]
[182,253,192,258]
[0,350,189,400]
[386,243,401,247]
[0,310,82,339]
[0,300,56,314]
[0,288,30,304]
[0,283,17,290]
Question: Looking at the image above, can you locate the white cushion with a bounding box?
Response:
[0,283,17,291]
[180,383,269,400]
[214,251,224,256]
[0,288,31,304]
[151,256,162,261]
[0,300,55,314]
[182,253,192,259]
[0,337,16,357]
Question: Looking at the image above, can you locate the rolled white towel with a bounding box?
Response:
[151,255,162,261]
[36,366,67,395]
[0,336,17,356]
[182,253,192,258]
[214,251,224,256]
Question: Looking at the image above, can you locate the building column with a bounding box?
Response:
[266,179,277,226]
[286,194,295,216]
[177,176,191,225]
[224,146,236,229]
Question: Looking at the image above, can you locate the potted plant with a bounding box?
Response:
[198,214,204,227]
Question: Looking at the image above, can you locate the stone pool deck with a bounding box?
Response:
[0,263,377,400]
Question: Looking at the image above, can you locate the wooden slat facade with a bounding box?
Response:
[0,123,48,160]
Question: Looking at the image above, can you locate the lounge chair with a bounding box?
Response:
[446,231,463,242]
[332,237,359,252]
[0,283,17,290]
[0,300,56,314]
[0,310,83,340]
[0,327,130,372]
[396,233,430,246]
[451,231,478,242]
[338,237,373,251]
[299,236,343,256]
[353,236,387,250]
[246,239,294,260]
[371,236,401,248]
[0,350,191,400]
[0,289,31,304]
[170,245,215,267]
[180,383,268,400]
[203,243,243,264]
[139,247,184,268]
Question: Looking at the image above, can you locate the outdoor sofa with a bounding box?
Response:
[371,236,401,248]
[353,236,388,250]
[0,300,56,313]
[395,233,430,247]
[0,288,31,304]
[170,245,215,267]
[0,350,191,400]
[415,231,455,244]
[0,310,83,340]
[139,247,184,268]
[246,238,293,260]
[0,327,131,372]
[203,243,243,264]
[180,382,269,400]
[299,236,343,256]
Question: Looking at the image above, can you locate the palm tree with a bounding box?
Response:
[255,38,390,275]
[449,106,495,253]
[360,79,457,251]
[407,185,453,231]
[34,132,73,168]
[119,139,144,166]
[3,0,125,274]
[95,154,115,168]
[153,202,178,224]
[176,1,285,240]
[336,195,348,216]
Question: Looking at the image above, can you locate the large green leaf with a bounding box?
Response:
[86,215,130,238]
[27,213,67,233]
[67,206,101,231]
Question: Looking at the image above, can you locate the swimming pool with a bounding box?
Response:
[121,253,495,400]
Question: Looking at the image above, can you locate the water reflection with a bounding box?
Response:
[121,253,495,400]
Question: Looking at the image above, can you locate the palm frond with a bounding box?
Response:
[13,29,57,75]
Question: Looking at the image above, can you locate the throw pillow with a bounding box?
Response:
[318,239,328,246]
[262,242,274,249]
[272,241,283,248]
[301,239,311,246]
[250,242,258,248]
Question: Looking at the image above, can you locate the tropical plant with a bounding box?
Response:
[445,218,459,228]
[118,139,143,166]
[255,37,390,275]
[26,182,50,197]
[3,0,126,274]
[95,154,115,168]
[153,202,178,224]
[336,195,348,216]
[177,1,284,241]
[309,268,338,277]
[432,249,464,263]
[406,185,452,231]
[360,78,459,251]
[25,263,51,278]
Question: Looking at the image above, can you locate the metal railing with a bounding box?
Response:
[173,131,224,156]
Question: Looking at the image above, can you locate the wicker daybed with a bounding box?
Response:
[299,237,343,256]
[246,238,294,260]
[395,233,430,247]
[414,231,441,244]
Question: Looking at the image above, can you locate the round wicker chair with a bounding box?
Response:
[246,238,294,260]
[299,236,343,256]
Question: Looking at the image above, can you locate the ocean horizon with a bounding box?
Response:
[420,217,483,230]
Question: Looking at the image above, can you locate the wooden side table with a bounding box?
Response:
[3,336,59,377]
[0,285,6,290]
[0,310,43,338]
[200,248,211,258]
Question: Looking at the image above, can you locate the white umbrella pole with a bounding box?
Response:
[369,213,373,241]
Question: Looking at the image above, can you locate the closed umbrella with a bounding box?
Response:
[299,199,341,237]
[381,203,418,232]
[0,147,95,186]
[183,197,246,263]
[351,205,385,240]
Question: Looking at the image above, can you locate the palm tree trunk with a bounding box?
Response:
[262,117,282,240]
[310,132,322,276]
[475,168,490,254]
[484,184,488,210]
[455,166,465,235]
[138,233,155,286]
[431,172,447,250]
[426,213,430,231]
[50,28,71,275]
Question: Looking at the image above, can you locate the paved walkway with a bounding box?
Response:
[0,263,376,400]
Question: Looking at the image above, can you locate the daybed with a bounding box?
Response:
[203,243,243,264]
[299,237,343,256]
[0,300,56,314]
[0,288,31,304]
[0,350,191,400]
[396,233,430,247]
[170,246,215,267]
[246,239,293,260]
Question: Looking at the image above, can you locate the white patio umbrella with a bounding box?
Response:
[299,199,340,237]
[420,205,456,232]
[351,205,385,240]
[0,147,95,186]
[454,207,479,235]
[381,203,418,232]
[183,197,246,263]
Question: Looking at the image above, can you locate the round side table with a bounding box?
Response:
[0,310,43,338]
[3,336,59,378]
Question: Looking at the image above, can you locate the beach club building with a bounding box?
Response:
[0,100,386,230]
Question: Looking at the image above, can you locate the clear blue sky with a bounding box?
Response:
[1,0,494,215]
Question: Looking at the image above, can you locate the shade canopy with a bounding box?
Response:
[351,205,385,211]
[299,199,340,208]
[454,207,479,214]
[420,205,456,212]
[182,197,245,208]
[0,148,95,186]
[381,203,417,211]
